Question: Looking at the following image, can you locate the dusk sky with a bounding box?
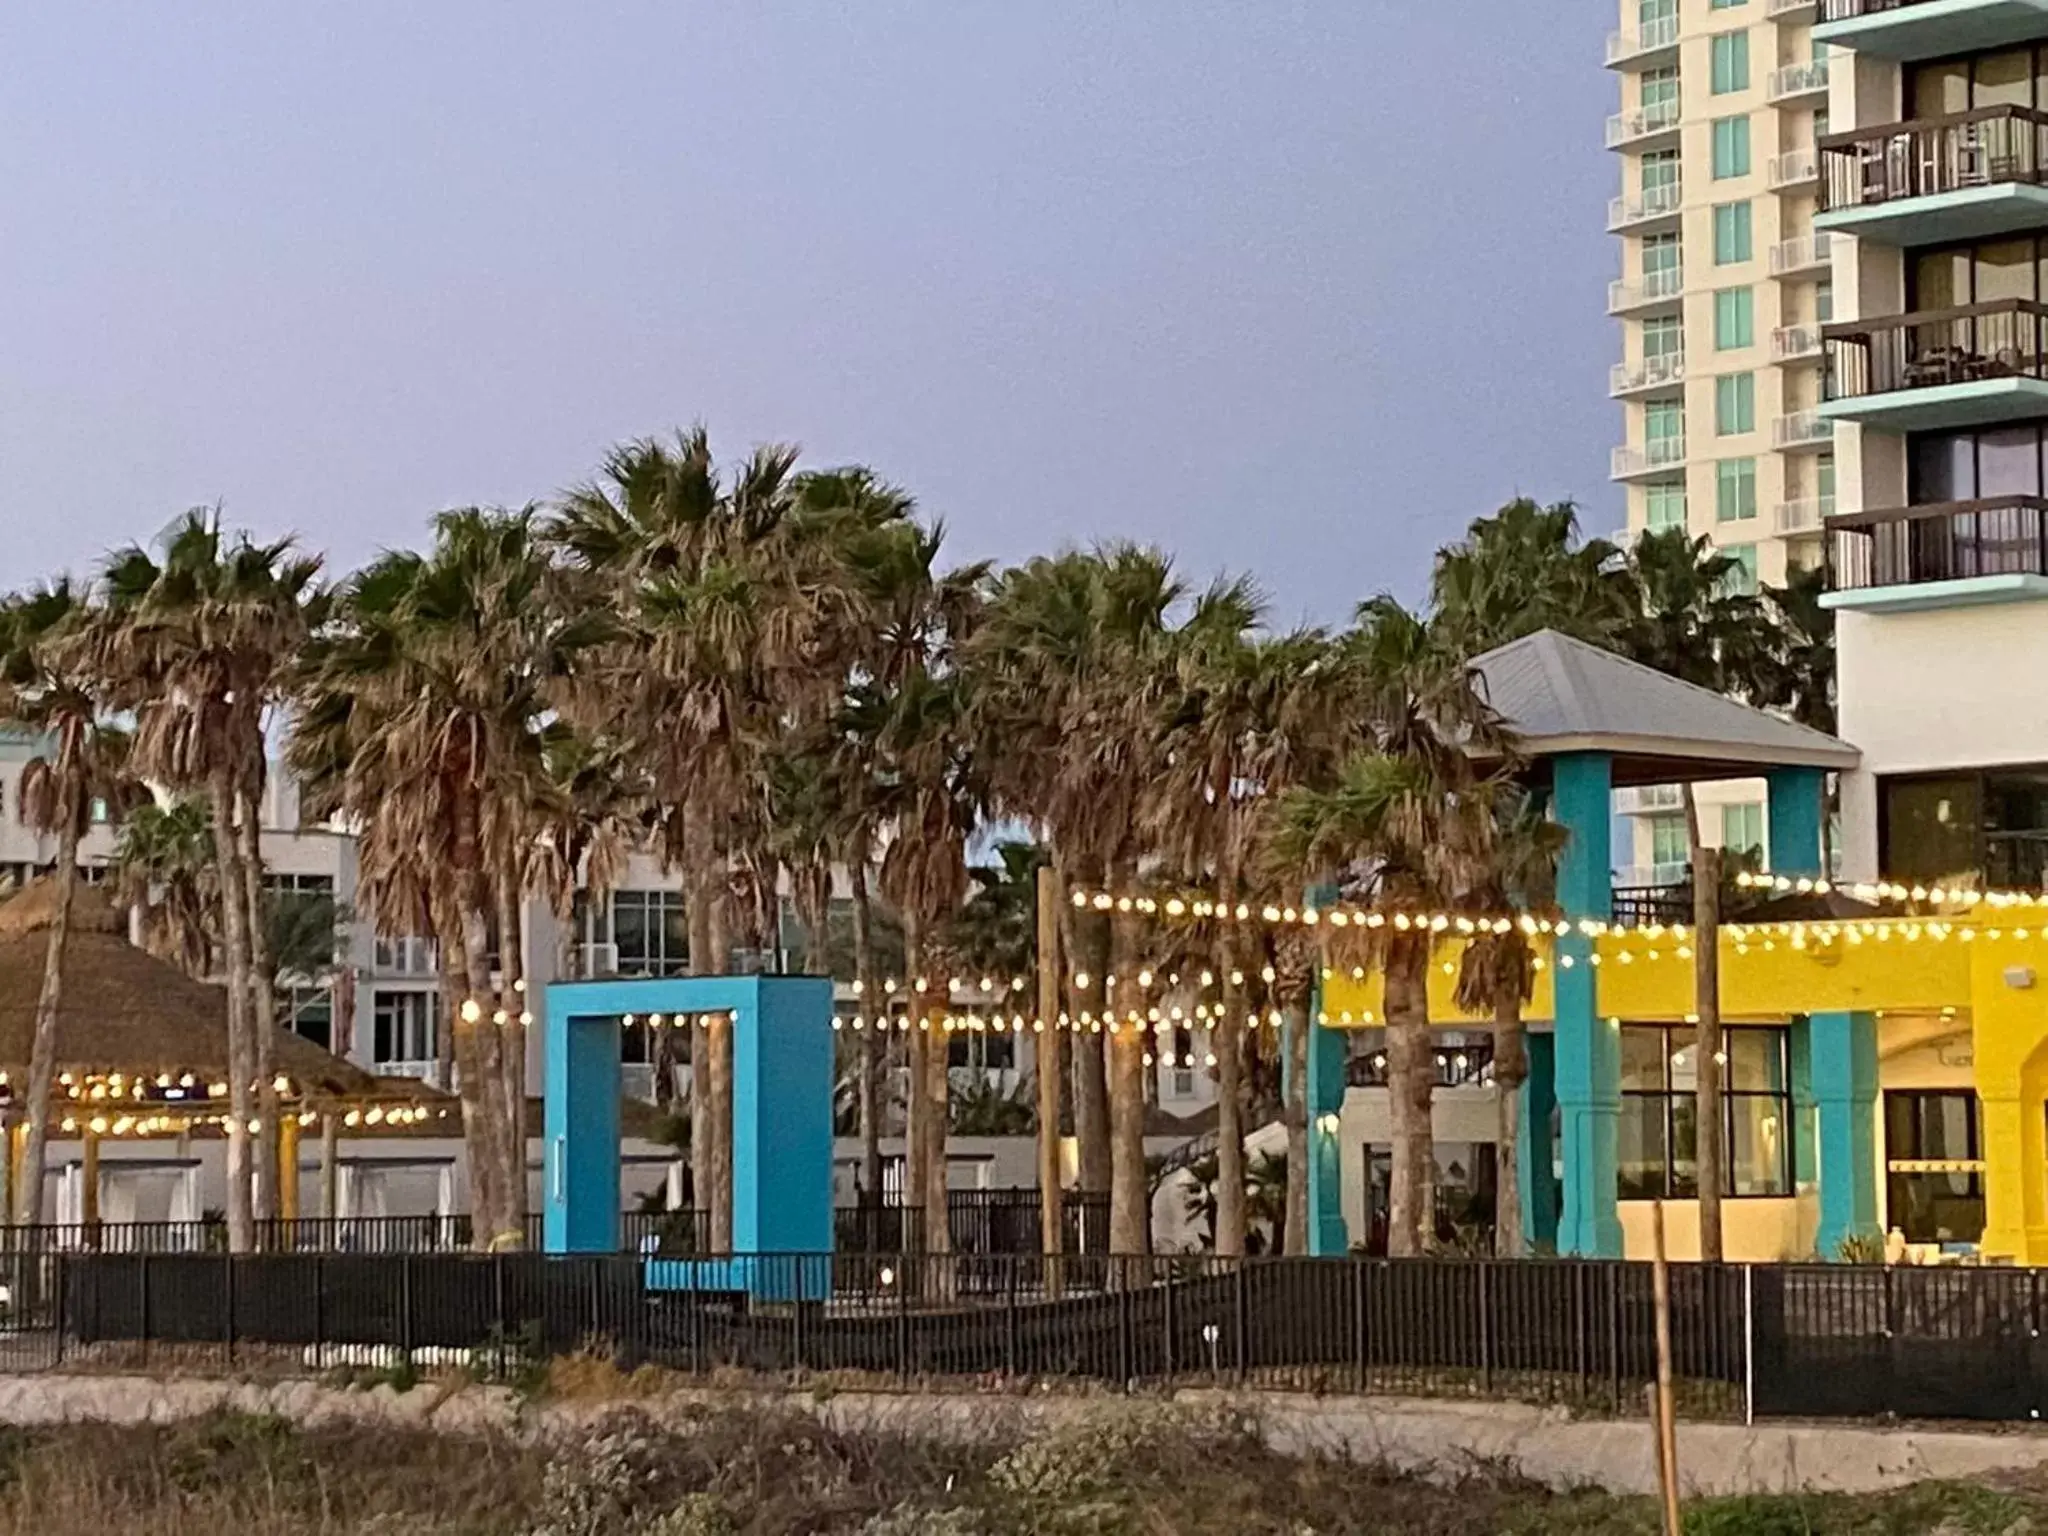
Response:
[0,4,1618,627]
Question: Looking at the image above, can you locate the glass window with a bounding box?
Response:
[1714,288,1753,350]
[1649,814,1690,869]
[1619,1023,1794,1201]
[1646,399,1684,444]
[1711,116,1751,179]
[1713,203,1753,265]
[611,889,690,976]
[1715,373,1755,435]
[1710,32,1750,94]
[372,990,438,1066]
[1883,775,1984,881]
[1817,453,1836,505]
[1643,233,1681,279]
[1815,279,1833,324]
[1720,544,1760,596]
[1977,238,2036,303]
[1643,314,1684,360]
[1884,1091,1985,1245]
[1640,0,1676,20]
[1912,60,1970,119]
[1979,425,2042,497]
[1976,47,2033,109]
[1642,150,1680,194]
[1717,457,1758,521]
[1646,482,1687,530]
[1910,424,2048,503]
[1709,0,1745,8]
[1643,67,1680,115]
[1722,801,1765,860]
[282,986,334,1052]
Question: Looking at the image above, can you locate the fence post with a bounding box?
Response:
[1161,1262,1175,1382]
[313,1254,324,1370]
[1353,1258,1369,1394]
[1479,1262,1494,1396]
[1742,1265,1756,1427]
[1574,1263,1588,1405]
[1234,1261,1250,1384]
[399,1254,413,1364]
[138,1252,150,1370]
[1004,1257,1020,1379]
[1608,1263,1622,1416]
[224,1253,236,1367]
[1115,1260,1134,1389]
[895,1256,911,1382]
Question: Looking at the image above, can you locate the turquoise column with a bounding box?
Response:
[732,976,837,1255]
[1303,883,1348,1256]
[1766,767,1826,879]
[1789,1015,1817,1188]
[1812,1010,1880,1258]
[542,1006,624,1254]
[1552,751,1622,1258]
[1519,1031,1559,1250]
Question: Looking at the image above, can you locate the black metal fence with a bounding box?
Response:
[42,1251,1746,1417]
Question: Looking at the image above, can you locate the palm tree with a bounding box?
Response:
[112,796,217,978]
[292,507,593,1249]
[1429,497,1635,657]
[0,583,134,1228]
[1274,600,1509,1257]
[71,514,323,1247]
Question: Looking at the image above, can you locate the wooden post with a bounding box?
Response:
[1036,864,1065,1289]
[1693,845,1725,1264]
[278,1113,302,1225]
[319,1111,340,1233]
[8,1121,27,1225]
[1651,1200,1682,1536]
[81,1128,100,1235]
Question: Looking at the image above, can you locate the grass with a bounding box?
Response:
[0,1404,2035,1533]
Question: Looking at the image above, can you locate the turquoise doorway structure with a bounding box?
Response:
[542,974,835,1294]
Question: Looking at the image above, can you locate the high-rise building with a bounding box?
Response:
[1607,0,1838,891]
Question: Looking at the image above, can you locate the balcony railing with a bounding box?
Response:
[1818,0,1940,18]
[1768,0,1820,17]
[1606,16,1681,67]
[1607,99,1683,149]
[1775,494,1834,535]
[1824,299,2048,400]
[1609,266,1685,314]
[1768,59,1832,103]
[1829,495,2048,591]
[1616,783,1686,815]
[1772,323,1824,362]
[1768,148,1820,191]
[1608,181,1684,231]
[1772,409,1835,450]
[1610,351,1686,397]
[1612,439,1687,478]
[1769,231,1833,276]
[1821,106,2048,213]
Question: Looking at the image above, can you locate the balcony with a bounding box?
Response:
[1616,783,1686,816]
[1775,494,1834,535]
[1768,0,1820,17]
[1821,300,2048,429]
[1607,99,1683,152]
[1606,16,1682,69]
[1609,181,1684,234]
[1610,351,1686,399]
[1612,439,1687,480]
[1826,496,2048,608]
[1767,58,1832,104]
[1772,323,1825,362]
[1769,231,1834,277]
[1773,409,1836,450]
[1816,0,2048,63]
[1609,267,1686,316]
[1817,107,2048,245]
[1768,147,1821,191]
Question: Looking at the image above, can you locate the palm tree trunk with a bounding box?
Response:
[17,816,80,1231]
[924,984,952,1257]
[705,889,734,1252]
[437,881,503,1251]
[1107,899,1149,1258]
[1065,898,1112,1240]
[1693,840,1725,1264]
[1034,863,1065,1262]
[686,838,715,1235]
[494,870,529,1245]
[1492,988,1527,1259]
[849,863,884,1218]
[208,775,257,1254]
[1282,991,1309,1257]
[1213,931,1247,1259]
[235,784,279,1227]
[902,912,928,1252]
[1384,931,1433,1258]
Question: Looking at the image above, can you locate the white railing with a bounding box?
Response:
[1771,324,1824,362]
[1612,439,1688,478]
[1610,352,1686,396]
[371,935,437,976]
[571,942,620,979]
[1774,495,1834,534]
[1769,231,1833,276]
[1609,266,1684,313]
[1772,409,1835,450]
[1766,0,1818,17]
[1608,180,1684,231]
[375,1059,448,1090]
[1616,784,1687,815]
[1606,15,1681,66]
[1767,59,1831,103]
[1606,99,1683,149]
[1767,148,1819,190]
[1614,862,1691,889]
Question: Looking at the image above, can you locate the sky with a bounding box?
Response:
[0,3,1619,628]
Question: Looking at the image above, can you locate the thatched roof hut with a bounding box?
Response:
[0,880,438,1112]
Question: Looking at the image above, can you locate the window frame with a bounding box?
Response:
[1619,1022,1794,1201]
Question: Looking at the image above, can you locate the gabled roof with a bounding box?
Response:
[1471,629,1859,778]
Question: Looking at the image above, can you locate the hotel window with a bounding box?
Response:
[1883,766,2048,887]
[1815,279,1833,324]
[1643,67,1679,117]
[1716,458,1757,521]
[1715,374,1755,436]
[1643,314,1683,363]
[1642,233,1680,283]
[1714,288,1753,350]
[1720,545,1759,597]
[1646,483,1687,531]
[1640,0,1676,22]
[1710,32,1749,95]
[1721,802,1764,861]
[1712,203,1752,265]
[1816,453,1835,510]
[611,889,690,976]
[1710,0,1745,8]
[1648,814,1689,873]
[281,985,333,1052]
[1619,1024,1793,1200]
[1910,43,2048,119]
[1884,1091,1985,1245]
[1910,423,2048,504]
[1711,117,1751,179]
[372,990,438,1067]
[1642,150,1680,198]
[1646,399,1684,449]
